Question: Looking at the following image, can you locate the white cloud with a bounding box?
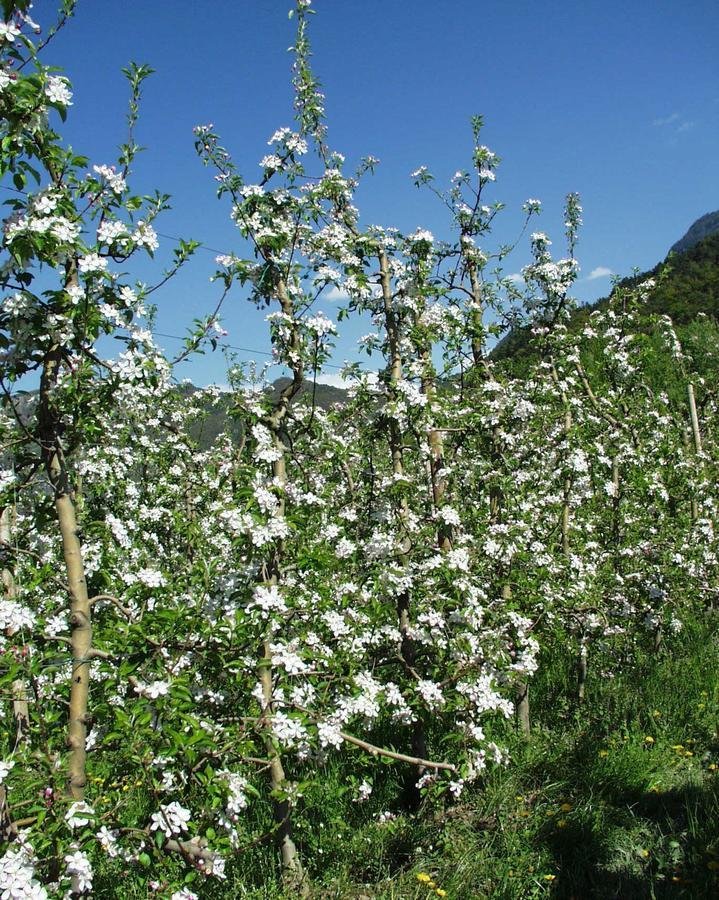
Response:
[316,373,350,389]
[586,266,613,281]
[316,370,379,389]
[653,112,680,127]
[652,112,695,135]
[324,285,349,302]
[323,284,383,302]
[506,272,524,284]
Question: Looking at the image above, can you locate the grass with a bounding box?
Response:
[90,615,719,898]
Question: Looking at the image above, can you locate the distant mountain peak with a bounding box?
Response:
[670,210,719,256]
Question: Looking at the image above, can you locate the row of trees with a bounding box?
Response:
[0,1,716,895]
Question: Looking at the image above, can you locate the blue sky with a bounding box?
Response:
[33,0,719,385]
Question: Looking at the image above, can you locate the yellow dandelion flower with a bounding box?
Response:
[544,874,556,882]
[436,891,447,898]
[641,849,650,858]
[644,736,655,744]
[417,873,432,883]
[599,749,609,758]
[557,819,567,828]
[560,802,572,812]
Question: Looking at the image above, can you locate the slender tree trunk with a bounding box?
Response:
[38,341,93,802]
[577,643,588,704]
[56,485,92,799]
[653,625,663,653]
[466,269,529,734]
[561,405,573,558]
[551,367,581,703]
[259,635,304,888]
[507,580,530,736]
[256,274,307,893]
[687,382,703,522]
[467,260,486,371]
[515,680,530,736]
[378,251,429,803]
[611,457,621,559]
[419,345,451,551]
[0,506,29,743]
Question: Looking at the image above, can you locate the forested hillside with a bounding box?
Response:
[493,229,719,371]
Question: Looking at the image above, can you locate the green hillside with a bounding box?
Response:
[493,229,719,365]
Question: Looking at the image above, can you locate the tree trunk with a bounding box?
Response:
[577,644,588,703]
[377,250,430,807]
[38,341,93,802]
[258,637,305,891]
[0,506,30,743]
[505,581,530,736]
[687,382,702,522]
[255,274,307,892]
[515,681,530,736]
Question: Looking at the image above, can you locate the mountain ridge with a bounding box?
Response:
[669,210,719,255]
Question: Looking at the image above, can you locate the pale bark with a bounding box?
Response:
[418,343,451,550]
[561,404,573,558]
[687,382,703,522]
[38,341,93,802]
[466,265,529,733]
[515,681,530,736]
[507,581,530,737]
[577,644,588,703]
[56,488,92,799]
[0,505,26,832]
[551,367,582,700]
[255,273,307,893]
[0,506,30,743]
[258,638,304,889]
[611,457,621,556]
[377,250,428,790]
[467,259,487,372]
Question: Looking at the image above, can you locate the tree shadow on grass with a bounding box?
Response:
[528,734,719,898]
